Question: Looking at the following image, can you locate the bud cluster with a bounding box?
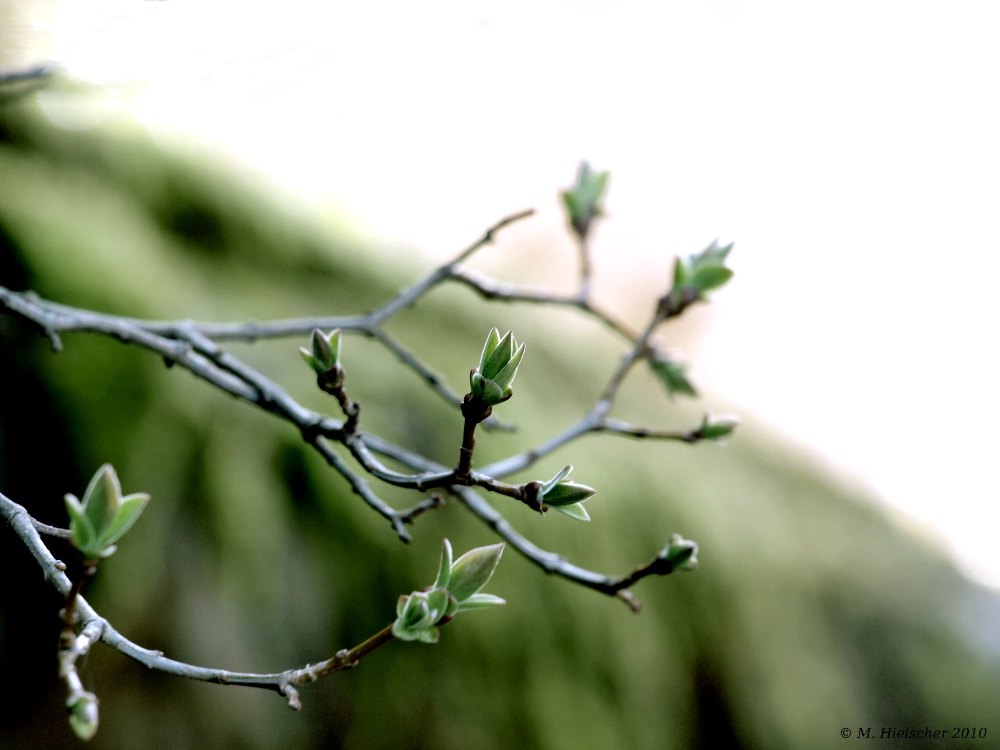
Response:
[470,328,525,407]
[64,464,150,560]
[300,327,344,393]
[392,539,506,643]
[661,240,734,317]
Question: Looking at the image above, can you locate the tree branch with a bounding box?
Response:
[1,208,719,608]
[1,489,403,708]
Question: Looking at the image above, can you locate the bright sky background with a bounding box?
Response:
[11,0,1000,586]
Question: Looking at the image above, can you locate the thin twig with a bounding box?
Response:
[367,209,536,326]
[446,266,638,342]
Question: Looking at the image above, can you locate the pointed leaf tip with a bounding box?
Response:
[551,502,591,521]
[433,538,454,590]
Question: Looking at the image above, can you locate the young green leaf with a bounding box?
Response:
[649,355,698,400]
[82,464,119,538]
[659,534,699,572]
[539,465,573,494]
[537,466,595,518]
[64,494,98,558]
[690,265,734,294]
[456,593,507,612]
[550,502,591,521]
[478,327,501,370]
[541,481,595,507]
[97,493,151,548]
[447,543,505,602]
[481,330,515,380]
[433,538,454,590]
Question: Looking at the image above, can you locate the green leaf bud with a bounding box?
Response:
[541,481,596,507]
[668,240,735,309]
[659,534,699,572]
[470,329,525,406]
[67,691,99,741]
[392,589,451,642]
[313,328,341,369]
[65,465,150,560]
[471,370,506,405]
[699,414,740,442]
[393,540,506,643]
[560,161,610,240]
[536,466,595,520]
[300,328,342,378]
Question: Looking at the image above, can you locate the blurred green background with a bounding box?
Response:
[2,92,999,750]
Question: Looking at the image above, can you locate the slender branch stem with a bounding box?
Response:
[455,394,491,480]
[368,209,536,326]
[575,234,593,301]
[598,418,708,443]
[1,490,401,708]
[32,518,72,539]
[1,207,711,610]
[446,266,638,342]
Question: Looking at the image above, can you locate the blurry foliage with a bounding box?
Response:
[2,96,1000,750]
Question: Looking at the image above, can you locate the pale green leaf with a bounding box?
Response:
[97,493,150,547]
[433,538,453,590]
[550,502,591,521]
[457,593,507,611]
[82,464,120,537]
[448,543,504,602]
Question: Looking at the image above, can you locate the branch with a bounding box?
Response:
[0,287,424,540]
[368,208,536,326]
[1,207,723,607]
[446,266,638,342]
[1,489,401,708]
[358,434,675,610]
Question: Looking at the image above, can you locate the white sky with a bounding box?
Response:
[16,0,1000,585]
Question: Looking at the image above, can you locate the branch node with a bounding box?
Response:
[392,518,413,543]
[616,590,642,613]
[44,326,63,352]
[281,683,302,711]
